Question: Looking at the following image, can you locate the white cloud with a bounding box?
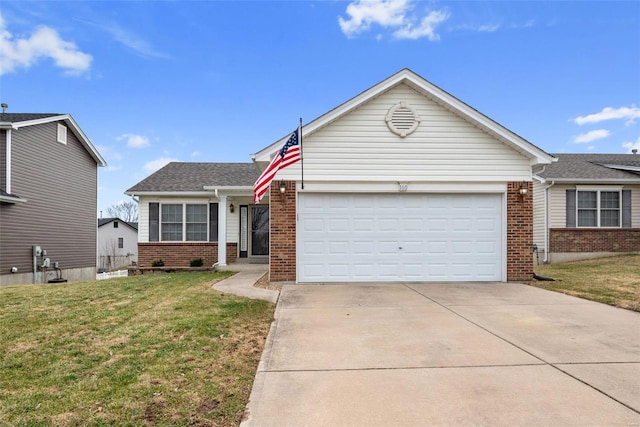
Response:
[190,150,201,158]
[144,157,177,173]
[0,14,92,75]
[77,18,170,59]
[574,106,640,126]
[338,0,449,41]
[339,0,410,36]
[393,10,450,40]
[106,165,123,172]
[117,133,150,148]
[572,129,610,144]
[622,136,640,152]
[452,23,500,33]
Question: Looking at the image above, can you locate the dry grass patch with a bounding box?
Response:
[0,272,275,426]
[531,254,640,311]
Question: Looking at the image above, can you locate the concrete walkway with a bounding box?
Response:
[242,282,640,426]
[212,264,278,303]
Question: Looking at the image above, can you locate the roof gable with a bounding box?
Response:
[98,217,139,231]
[253,68,554,166]
[1,113,106,166]
[126,162,260,194]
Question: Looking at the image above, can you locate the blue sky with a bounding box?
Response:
[1,0,639,215]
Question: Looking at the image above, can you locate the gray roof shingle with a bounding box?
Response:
[536,154,640,182]
[0,113,61,122]
[126,162,259,193]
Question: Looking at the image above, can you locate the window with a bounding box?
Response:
[161,204,183,241]
[577,190,620,227]
[113,221,119,228]
[159,203,208,241]
[118,237,124,249]
[186,204,208,241]
[57,124,67,144]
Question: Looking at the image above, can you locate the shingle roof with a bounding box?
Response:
[126,162,260,193]
[536,154,640,182]
[0,113,61,122]
[98,217,139,230]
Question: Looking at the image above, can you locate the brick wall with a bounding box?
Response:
[550,228,640,253]
[507,181,533,282]
[269,180,296,282]
[138,242,237,267]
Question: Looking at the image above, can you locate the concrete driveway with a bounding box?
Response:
[241,283,640,426]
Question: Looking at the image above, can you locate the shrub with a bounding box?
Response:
[152,259,165,267]
[190,258,204,267]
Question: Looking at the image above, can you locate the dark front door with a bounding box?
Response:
[251,206,269,256]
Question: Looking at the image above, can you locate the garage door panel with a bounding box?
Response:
[298,193,502,282]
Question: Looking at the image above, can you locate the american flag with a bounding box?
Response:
[253,128,301,203]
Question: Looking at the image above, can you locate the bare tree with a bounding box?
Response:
[107,200,138,222]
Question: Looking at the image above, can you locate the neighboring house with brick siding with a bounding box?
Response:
[533,154,640,264]
[127,69,555,282]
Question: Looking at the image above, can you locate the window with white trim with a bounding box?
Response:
[186,204,208,241]
[577,190,620,227]
[160,203,208,241]
[161,204,183,241]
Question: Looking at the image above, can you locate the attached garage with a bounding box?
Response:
[253,69,555,283]
[298,193,503,282]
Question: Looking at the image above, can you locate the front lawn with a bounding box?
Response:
[531,254,640,312]
[0,272,275,426]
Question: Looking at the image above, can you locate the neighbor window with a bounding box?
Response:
[118,237,124,249]
[113,221,119,228]
[577,190,620,227]
[159,203,208,241]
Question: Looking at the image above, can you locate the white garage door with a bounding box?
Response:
[298,193,503,282]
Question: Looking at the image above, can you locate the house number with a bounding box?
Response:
[399,183,408,192]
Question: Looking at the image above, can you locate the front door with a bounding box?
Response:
[250,206,269,257]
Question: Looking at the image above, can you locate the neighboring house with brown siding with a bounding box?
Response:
[0,112,106,285]
[533,154,640,264]
[127,69,555,282]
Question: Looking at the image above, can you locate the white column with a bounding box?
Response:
[217,195,227,266]
[6,129,11,193]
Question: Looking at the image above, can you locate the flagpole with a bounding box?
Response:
[299,117,304,190]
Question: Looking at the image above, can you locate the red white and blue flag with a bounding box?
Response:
[253,128,301,203]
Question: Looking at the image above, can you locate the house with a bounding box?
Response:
[533,154,640,264]
[0,111,106,285]
[127,69,555,283]
[125,163,261,268]
[97,217,139,271]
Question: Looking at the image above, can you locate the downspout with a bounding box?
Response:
[5,129,11,193]
[543,180,555,263]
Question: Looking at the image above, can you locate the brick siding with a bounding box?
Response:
[550,228,640,253]
[506,181,533,282]
[269,180,297,282]
[138,242,237,267]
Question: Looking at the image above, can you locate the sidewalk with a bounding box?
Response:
[212,264,278,303]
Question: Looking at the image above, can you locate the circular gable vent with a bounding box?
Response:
[385,101,421,137]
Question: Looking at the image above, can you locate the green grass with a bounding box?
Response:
[531,254,640,312]
[0,272,275,426]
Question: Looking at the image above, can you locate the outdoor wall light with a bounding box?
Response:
[518,182,529,197]
[279,181,286,194]
[229,203,235,213]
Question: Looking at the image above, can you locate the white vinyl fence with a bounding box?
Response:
[96,269,129,280]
